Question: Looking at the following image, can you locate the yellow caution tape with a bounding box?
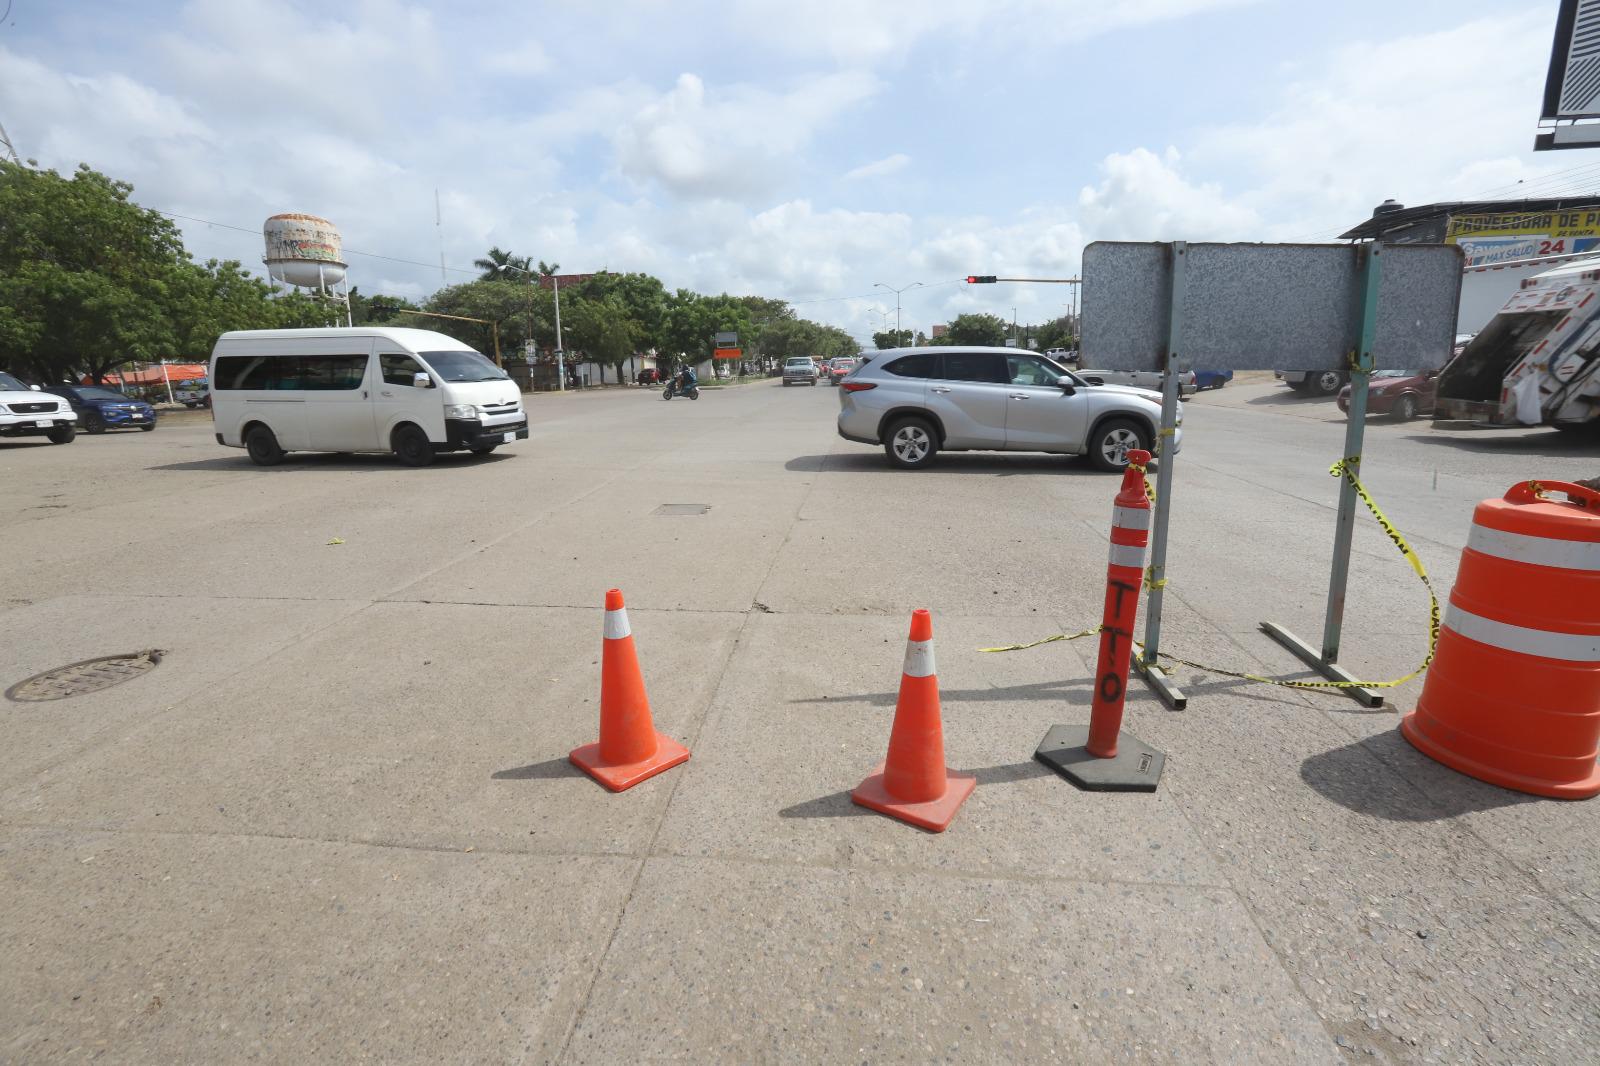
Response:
[981,457,1441,692]
[1128,460,1157,505]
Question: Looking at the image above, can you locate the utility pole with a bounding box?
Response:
[0,117,19,164]
[552,274,564,390]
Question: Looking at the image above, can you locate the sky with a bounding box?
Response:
[0,0,1584,343]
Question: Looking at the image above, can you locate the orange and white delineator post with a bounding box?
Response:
[1035,449,1165,792]
[570,588,690,791]
[851,609,976,832]
[1402,480,1600,799]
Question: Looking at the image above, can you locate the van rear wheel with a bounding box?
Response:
[392,424,435,467]
[245,425,285,466]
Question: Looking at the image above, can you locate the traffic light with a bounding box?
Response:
[966,275,997,284]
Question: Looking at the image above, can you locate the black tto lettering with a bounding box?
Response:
[1099,672,1124,702]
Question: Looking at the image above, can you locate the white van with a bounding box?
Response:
[209,327,528,466]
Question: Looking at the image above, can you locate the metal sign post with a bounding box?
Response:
[1260,244,1385,707]
[1081,240,1459,710]
[1131,242,1188,710]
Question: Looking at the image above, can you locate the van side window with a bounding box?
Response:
[381,353,424,387]
[301,355,367,391]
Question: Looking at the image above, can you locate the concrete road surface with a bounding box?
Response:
[1,376,1596,1063]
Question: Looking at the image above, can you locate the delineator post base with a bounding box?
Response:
[1034,724,1164,793]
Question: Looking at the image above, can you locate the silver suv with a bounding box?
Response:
[835,347,1178,471]
[782,357,818,386]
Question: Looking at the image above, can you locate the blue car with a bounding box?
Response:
[1193,369,1234,391]
[43,385,158,433]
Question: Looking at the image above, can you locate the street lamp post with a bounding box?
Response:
[874,280,923,344]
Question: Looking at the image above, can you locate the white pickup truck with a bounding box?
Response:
[0,370,77,444]
[1435,256,1600,431]
[1076,367,1198,396]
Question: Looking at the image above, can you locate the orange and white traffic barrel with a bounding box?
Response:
[1401,480,1600,799]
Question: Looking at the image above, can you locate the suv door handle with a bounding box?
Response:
[930,386,952,394]
[1009,393,1028,399]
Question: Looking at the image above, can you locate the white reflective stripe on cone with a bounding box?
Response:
[1108,542,1146,569]
[1468,523,1600,572]
[1112,505,1150,531]
[1444,602,1600,662]
[603,608,632,640]
[903,638,936,678]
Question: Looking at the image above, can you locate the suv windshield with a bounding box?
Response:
[78,387,131,401]
[418,350,507,382]
[0,371,30,391]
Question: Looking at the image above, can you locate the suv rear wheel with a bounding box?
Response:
[1088,418,1151,472]
[883,417,938,469]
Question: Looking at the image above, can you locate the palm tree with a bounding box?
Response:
[474,246,532,281]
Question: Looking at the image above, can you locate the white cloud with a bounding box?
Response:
[483,40,550,77]
[843,154,909,181]
[612,71,878,199]
[1077,147,1261,241]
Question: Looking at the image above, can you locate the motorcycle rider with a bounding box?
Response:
[677,363,697,394]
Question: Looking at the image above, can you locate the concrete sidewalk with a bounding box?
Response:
[1,378,1596,1062]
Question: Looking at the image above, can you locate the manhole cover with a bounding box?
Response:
[653,503,710,516]
[6,650,164,703]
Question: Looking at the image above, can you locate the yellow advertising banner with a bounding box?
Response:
[1446,210,1600,266]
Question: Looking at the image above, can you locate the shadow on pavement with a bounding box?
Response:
[784,453,1103,476]
[1299,732,1536,821]
[778,761,1055,820]
[1399,430,1598,457]
[1246,389,1336,407]
[150,452,513,473]
[790,678,1095,708]
[491,756,581,781]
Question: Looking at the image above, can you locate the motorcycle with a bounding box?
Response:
[662,379,700,400]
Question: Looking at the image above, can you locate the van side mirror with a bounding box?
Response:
[412,371,433,389]
[29,384,40,391]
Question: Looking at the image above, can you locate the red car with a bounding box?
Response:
[637,368,660,385]
[1337,368,1439,421]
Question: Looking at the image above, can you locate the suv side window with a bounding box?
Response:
[1006,354,1063,387]
[884,354,937,379]
[381,353,424,387]
[937,352,1008,384]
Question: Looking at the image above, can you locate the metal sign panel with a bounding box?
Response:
[1542,0,1600,120]
[1081,242,1462,371]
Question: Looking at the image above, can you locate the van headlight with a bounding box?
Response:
[444,403,477,419]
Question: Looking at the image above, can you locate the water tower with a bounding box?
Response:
[262,213,352,326]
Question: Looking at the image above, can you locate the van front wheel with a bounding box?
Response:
[392,424,436,467]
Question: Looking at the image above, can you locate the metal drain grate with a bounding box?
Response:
[653,503,710,516]
[6,650,164,702]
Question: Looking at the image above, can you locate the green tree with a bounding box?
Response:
[568,295,639,383]
[423,279,553,360]
[872,329,914,349]
[934,313,1009,346]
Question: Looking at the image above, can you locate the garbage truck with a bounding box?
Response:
[1433,256,1600,431]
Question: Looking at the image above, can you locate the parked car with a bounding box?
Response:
[1275,367,1347,396]
[824,357,857,385]
[1337,368,1439,420]
[42,384,157,433]
[836,347,1177,471]
[0,370,77,444]
[636,367,660,385]
[782,356,819,386]
[1045,347,1079,365]
[1193,369,1233,390]
[1076,367,1198,397]
[174,379,210,408]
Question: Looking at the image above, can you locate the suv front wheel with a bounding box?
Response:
[1088,417,1151,472]
[883,417,938,469]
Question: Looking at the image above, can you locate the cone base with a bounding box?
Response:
[569,733,690,792]
[851,761,975,832]
[1034,724,1164,793]
[1400,713,1600,800]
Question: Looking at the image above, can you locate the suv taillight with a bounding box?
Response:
[840,381,876,392]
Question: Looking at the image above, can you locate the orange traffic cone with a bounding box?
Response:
[570,589,690,791]
[851,609,975,832]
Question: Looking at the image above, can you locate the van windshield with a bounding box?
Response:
[419,350,507,382]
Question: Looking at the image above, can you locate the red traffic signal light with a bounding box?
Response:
[966,275,997,284]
